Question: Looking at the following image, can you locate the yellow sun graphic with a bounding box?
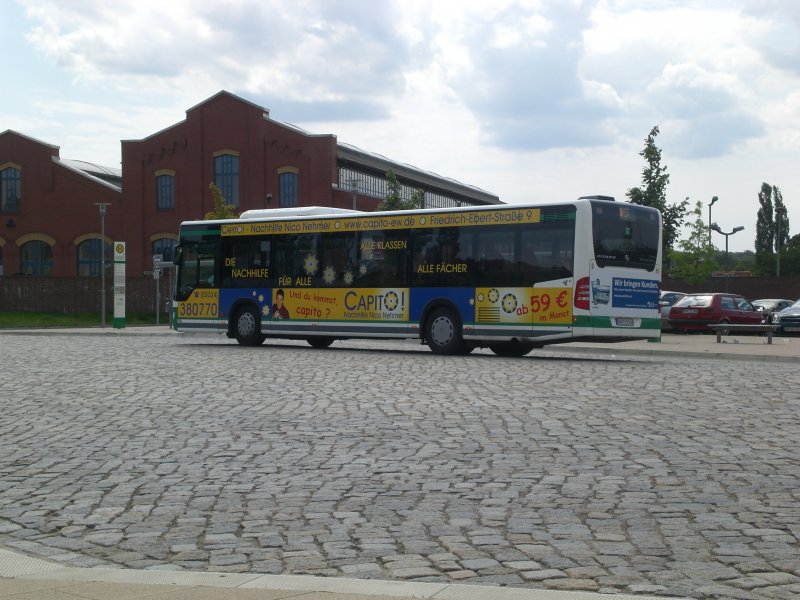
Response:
[304,254,319,275]
[384,291,399,311]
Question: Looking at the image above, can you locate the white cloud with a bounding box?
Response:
[6,0,800,252]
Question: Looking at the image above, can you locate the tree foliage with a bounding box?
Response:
[672,200,719,284]
[782,234,800,276]
[754,183,790,275]
[377,170,424,211]
[626,126,689,260]
[204,183,239,220]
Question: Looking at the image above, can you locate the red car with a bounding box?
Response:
[668,293,764,333]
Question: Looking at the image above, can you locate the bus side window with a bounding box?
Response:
[320,233,357,287]
[358,230,408,287]
[477,228,516,286]
[273,234,318,286]
[221,238,272,288]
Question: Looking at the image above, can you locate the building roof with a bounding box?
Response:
[336,142,500,205]
[55,158,122,191]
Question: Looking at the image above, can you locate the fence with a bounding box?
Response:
[0,276,173,315]
[663,275,800,300]
[2,275,799,315]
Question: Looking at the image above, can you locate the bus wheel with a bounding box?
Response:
[425,307,465,355]
[234,306,264,346]
[489,341,535,357]
[307,337,334,349]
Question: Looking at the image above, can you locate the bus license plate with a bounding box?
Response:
[615,317,634,327]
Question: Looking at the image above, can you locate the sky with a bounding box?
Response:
[2,0,799,253]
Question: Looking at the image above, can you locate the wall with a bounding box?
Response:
[663,276,800,300]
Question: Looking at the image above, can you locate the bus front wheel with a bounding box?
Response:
[425,308,465,355]
[489,341,535,357]
[307,337,334,349]
[234,306,264,346]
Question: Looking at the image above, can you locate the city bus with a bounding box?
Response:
[172,197,662,356]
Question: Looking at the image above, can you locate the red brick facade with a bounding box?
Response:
[0,131,123,277]
[5,90,464,283]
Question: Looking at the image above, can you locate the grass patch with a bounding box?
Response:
[0,311,167,329]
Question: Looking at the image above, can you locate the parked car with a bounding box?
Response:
[659,291,686,330]
[752,298,793,323]
[668,293,763,334]
[771,298,800,336]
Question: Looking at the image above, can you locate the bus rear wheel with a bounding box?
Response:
[425,307,466,355]
[234,306,264,346]
[307,337,334,349]
[489,341,535,357]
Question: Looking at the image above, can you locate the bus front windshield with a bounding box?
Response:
[591,201,659,271]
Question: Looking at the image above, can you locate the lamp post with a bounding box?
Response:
[710,223,744,282]
[708,196,718,246]
[347,178,361,210]
[94,203,111,327]
[776,206,787,277]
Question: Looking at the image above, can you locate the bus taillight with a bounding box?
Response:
[574,277,590,310]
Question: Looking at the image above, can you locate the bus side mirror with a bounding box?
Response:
[173,246,183,266]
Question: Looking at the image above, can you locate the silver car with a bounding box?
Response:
[660,291,686,330]
[772,299,800,335]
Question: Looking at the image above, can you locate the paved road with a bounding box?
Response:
[0,332,798,599]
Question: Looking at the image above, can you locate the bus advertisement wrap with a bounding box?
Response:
[475,286,572,325]
[174,199,662,354]
[611,277,660,310]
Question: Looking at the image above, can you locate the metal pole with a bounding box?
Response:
[724,234,729,272]
[95,203,110,327]
[708,196,718,247]
[776,206,785,277]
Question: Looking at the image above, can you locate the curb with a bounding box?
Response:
[0,548,683,600]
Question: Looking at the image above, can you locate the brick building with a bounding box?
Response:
[1,90,499,283]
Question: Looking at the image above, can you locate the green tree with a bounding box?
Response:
[754,183,789,275]
[782,233,800,276]
[672,200,719,284]
[626,126,689,261]
[204,182,239,220]
[377,170,424,211]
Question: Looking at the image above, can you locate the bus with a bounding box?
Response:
[172,197,662,356]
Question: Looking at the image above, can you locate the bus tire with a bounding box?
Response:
[425,307,465,355]
[489,341,535,357]
[234,306,264,346]
[307,337,334,349]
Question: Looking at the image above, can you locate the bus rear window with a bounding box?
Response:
[591,201,659,271]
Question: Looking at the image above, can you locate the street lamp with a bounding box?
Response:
[347,178,361,210]
[708,196,718,246]
[710,223,744,273]
[776,206,787,277]
[94,202,111,327]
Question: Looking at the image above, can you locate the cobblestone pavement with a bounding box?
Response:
[1,332,799,599]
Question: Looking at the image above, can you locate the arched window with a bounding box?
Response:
[279,170,298,208]
[1,165,21,213]
[152,237,177,263]
[77,238,112,277]
[214,153,239,208]
[156,171,175,209]
[20,240,53,276]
